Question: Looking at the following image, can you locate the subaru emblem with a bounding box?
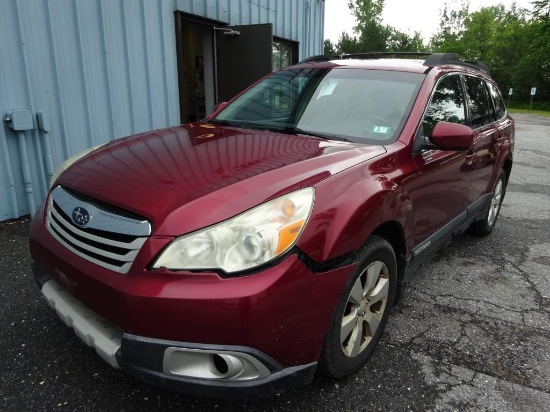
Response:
[72,207,90,226]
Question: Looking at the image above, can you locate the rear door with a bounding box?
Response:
[483,81,514,189]
[462,75,501,197]
[217,24,273,102]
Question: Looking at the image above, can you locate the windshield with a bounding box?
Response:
[213,67,425,144]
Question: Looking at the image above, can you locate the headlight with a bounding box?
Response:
[50,144,105,188]
[152,187,315,273]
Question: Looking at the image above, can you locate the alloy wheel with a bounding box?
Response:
[340,260,389,357]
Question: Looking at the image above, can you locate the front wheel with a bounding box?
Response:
[468,169,507,236]
[319,235,397,378]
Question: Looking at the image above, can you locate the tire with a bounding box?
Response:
[468,169,507,236]
[318,235,397,379]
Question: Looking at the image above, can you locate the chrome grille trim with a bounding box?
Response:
[49,205,147,249]
[51,186,151,236]
[48,216,141,262]
[46,186,151,274]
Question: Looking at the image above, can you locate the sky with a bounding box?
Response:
[324,0,535,44]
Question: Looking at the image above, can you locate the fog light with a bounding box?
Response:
[163,348,271,381]
[213,354,228,375]
[212,354,244,379]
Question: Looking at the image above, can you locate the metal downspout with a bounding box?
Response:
[304,1,311,58]
[0,133,20,218]
[42,136,54,184]
[17,130,36,214]
[37,111,54,184]
[4,111,37,216]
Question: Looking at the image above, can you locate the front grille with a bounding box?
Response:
[46,186,151,274]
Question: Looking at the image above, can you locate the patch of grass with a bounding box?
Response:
[508,108,550,117]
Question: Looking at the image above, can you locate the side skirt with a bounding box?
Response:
[403,193,492,280]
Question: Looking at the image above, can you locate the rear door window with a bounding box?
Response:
[464,75,495,128]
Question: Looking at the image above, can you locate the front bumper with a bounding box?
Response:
[30,206,357,397]
[36,274,316,399]
[30,211,356,368]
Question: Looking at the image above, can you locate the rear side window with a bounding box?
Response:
[487,82,507,120]
[423,74,466,137]
[464,76,494,128]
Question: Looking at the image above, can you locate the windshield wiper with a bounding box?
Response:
[209,119,271,131]
[283,127,351,142]
[208,119,244,128]
[210,121,351,142]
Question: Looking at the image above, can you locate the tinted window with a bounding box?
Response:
[487,82,506,120]
[464,76,494,128]
[423,74,466,137]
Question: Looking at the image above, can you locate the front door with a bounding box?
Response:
[411,73,478,246]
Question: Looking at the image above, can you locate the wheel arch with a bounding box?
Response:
[502,157,513,188]
[371,221,407,303]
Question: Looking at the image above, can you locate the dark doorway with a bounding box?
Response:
[175,14,220,123]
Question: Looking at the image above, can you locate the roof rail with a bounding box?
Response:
[423,53,490,75]
[298,53,490,75]
[341,52,432,60]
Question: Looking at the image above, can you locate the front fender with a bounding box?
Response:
[297,156,413,263]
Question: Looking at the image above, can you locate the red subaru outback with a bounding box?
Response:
[30,53,514,398]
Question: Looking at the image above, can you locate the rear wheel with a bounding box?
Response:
[319,236,397,378]
[468,169,506,236]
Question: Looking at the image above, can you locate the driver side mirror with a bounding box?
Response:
[415,122,474,152]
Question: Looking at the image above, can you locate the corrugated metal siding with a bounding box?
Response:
[0,0,180,220]
[0,0,324,221]
[176,0,324,59]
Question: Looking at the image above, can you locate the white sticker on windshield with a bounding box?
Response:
[371,126,392,134]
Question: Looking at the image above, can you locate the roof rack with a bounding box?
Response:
[423,53,490,75]
[298,52,490,75]
[341,52,432,60]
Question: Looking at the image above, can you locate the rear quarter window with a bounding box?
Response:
[487,82,507,120]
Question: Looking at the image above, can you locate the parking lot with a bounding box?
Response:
[1,113,549,411]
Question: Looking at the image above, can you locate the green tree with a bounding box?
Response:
[429,0,470,53]
[331,0,427,54]
[489,5,531,99]
[430,1,550,108]
[528,0,550,104]
[387,29,425,52]
[532,0,550,18]
[348,0,390,52]
[336,32,364,54]
[324,39,337,56]
[462,7,498,61]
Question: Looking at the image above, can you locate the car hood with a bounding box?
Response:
[58,123,386,235]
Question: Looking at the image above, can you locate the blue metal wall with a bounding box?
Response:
[0,0,324,221]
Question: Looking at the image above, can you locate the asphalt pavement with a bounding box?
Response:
[1,113,549,411]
